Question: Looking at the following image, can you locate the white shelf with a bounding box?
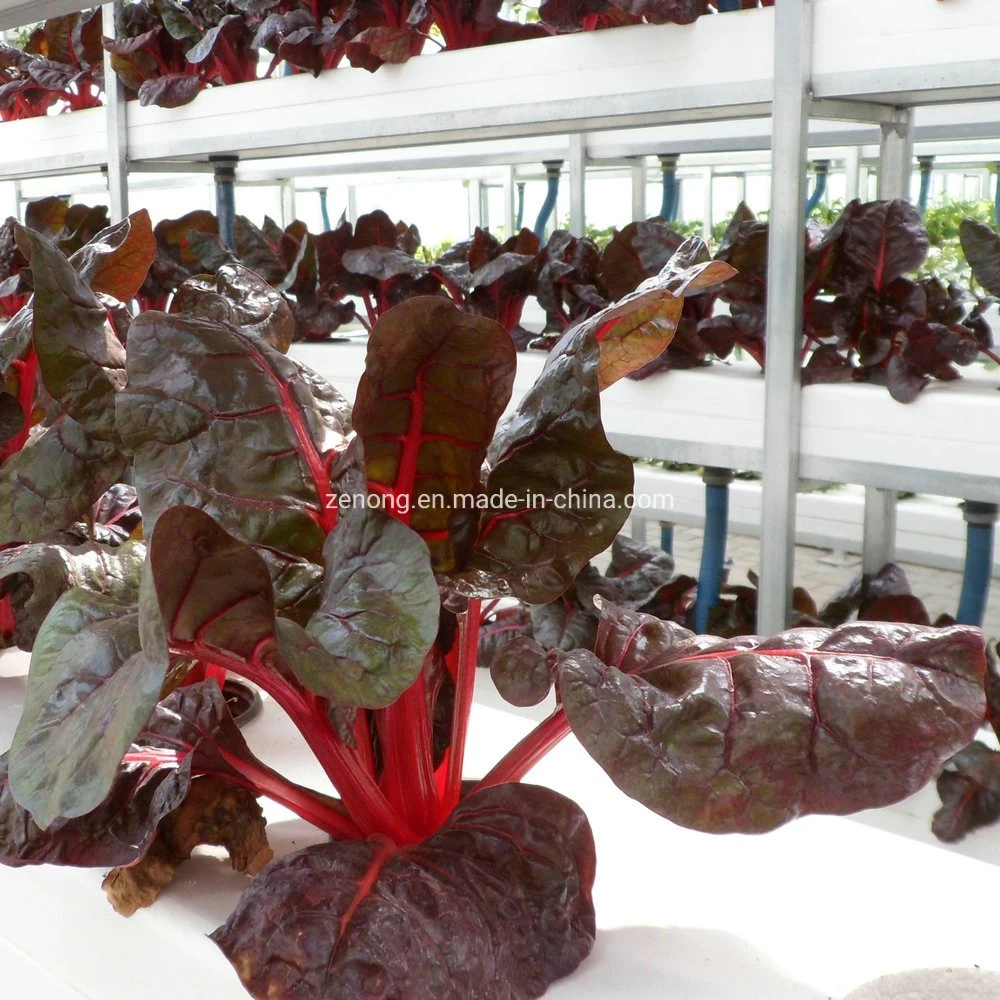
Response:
[0,107,107,179]
[126,14,774,164]
[813,0,1000,105]
[290,342,1000,504]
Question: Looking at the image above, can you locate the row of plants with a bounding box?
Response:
[0,208,986,999]
[2,0,772,118]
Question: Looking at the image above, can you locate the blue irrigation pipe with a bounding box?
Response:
[212,157,237,249]
[716,0,742,10]
[694,468,734,633]
[917,157,935,217]
[806,160,830,215]
[659,521,674,557]
[533,161,563,240]
[659,155,679,222]
[956,501,998,626]
[515,182,526,231]
[994,164,1000,225]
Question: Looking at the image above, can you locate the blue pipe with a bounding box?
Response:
[694,468,734,633]
[533,161,563,240]
[515,182,526,231]
[917,157,934,217]
[318,188,331,232]
[658,521,674,557]
[956,501,998,626]
[806,160,830,215]
[716,0,742,10]
[659,155,679,222]
[213,158,237,249]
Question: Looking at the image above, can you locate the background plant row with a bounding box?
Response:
[1,0,772,118]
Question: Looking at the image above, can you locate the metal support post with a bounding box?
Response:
[862,486,897,576]
[843,146,861,203]
[468,177,484,231]
[630,516,648,544]
[347,185,358,226]
[702,167,714,241]
[757,0,812,635]
[503,166,516,238]
[876,111,915,201]
[630,158,647,222]
[568,133,586,238]
[102,3,129,222]
[515,181,526,231]
[212,157,238,248]
[279,178,296,229]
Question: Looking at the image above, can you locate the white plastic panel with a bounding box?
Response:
[126,14,774,163]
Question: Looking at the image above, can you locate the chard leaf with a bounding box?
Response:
[18,225,127,442]
[0,414,128,545]
[559,605,986,834]
[137,72,203,108]
[0,538,145,650]
[68,210,156,303]
[960,217,1000,297]
[933,741,1000,843]
[599,219,685,300]
[604,533,676,608]
[304,506,439,708]
[0,680,278,868]
[353,296,516,571]
[149,506,380,708]
[8,591,163,829]
[117,311,354,561]
[212,783,595,1000]
[169,263,295,354]
[469,328,632,604]
[839,199,929,293]
[490,635,553,707]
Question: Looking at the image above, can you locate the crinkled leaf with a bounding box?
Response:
[212,782,596,1000]
[605,533,675,607]
[17,225,126,442]
[469,322,632,604]
[600,219,685,301]
[138,72,203,108]
[559,604,986,833]
[303,506,439,708]
[169,263,295,354]
[960,218,1000,297]
[353,296,516,571]
[8,592,163,829]
[0,391,23,443]
[932,741,1000,843]
[0,539,145,650]
[117,311,353,561]
[0,415,128,545]
[839,200,929,293]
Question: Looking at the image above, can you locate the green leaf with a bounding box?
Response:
[8,590,166,829]
[17,224,126,442]
[303,507,439,708]
[0,539,145,649]
[0,415,128,545]
[117,311,354,562]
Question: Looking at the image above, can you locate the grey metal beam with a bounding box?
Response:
[568,133,586,237]
[877,111,915,199]
[630,158,647,221]
[757,0,812,635]
[0,0,89,30]
[102,3,128,222]
[862,486,897,575]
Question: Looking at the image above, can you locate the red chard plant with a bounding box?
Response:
[0,219,988,1000]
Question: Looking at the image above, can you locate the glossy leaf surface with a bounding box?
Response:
[560,605,986,833]
[213,783,596,1000]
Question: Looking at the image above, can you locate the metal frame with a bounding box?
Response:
[757,0,812,635]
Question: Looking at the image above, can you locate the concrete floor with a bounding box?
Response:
[633,521,1000,642]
